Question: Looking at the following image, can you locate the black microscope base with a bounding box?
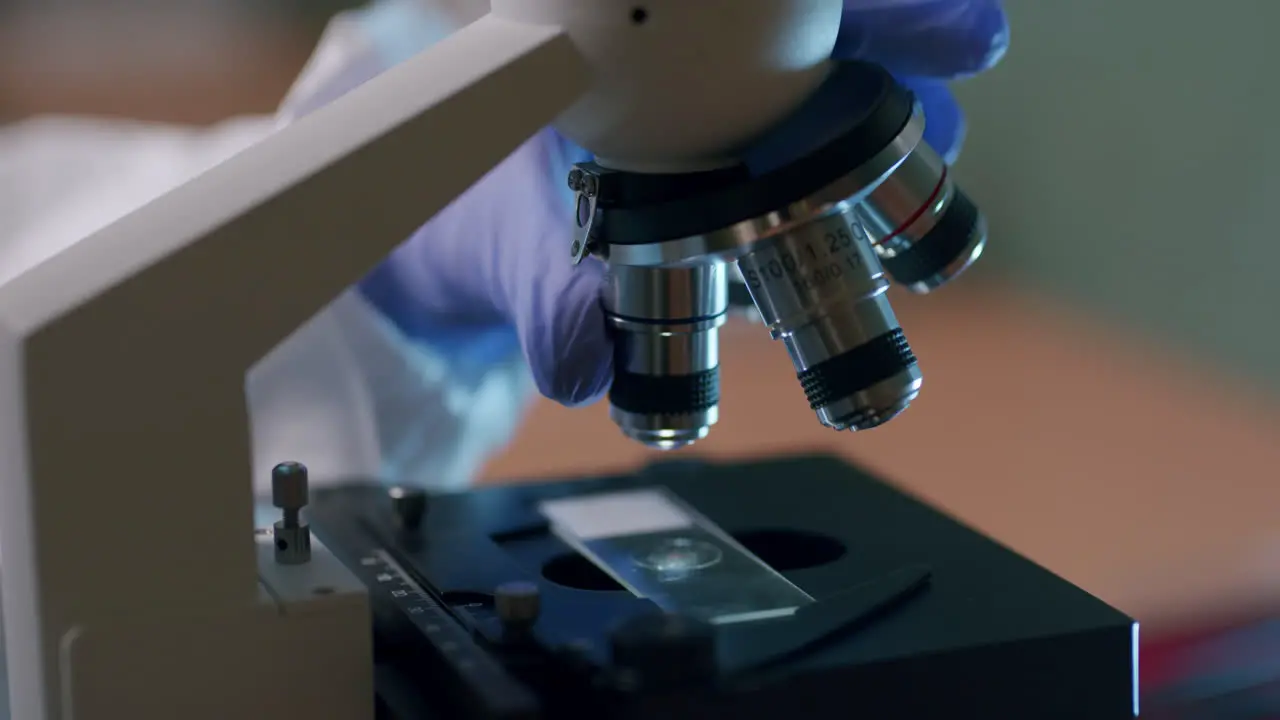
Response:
[309,454,1137,719]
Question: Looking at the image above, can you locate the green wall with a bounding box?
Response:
[952,0,1280,395]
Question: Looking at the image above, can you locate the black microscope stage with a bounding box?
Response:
[309,454,1138,719]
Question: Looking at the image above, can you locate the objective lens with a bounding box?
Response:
[604,263,728,449]
[737,212,921,431]
[854,142,988,294]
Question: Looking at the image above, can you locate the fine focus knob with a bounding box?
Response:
[388,486,428,531]
[609,613,718,687]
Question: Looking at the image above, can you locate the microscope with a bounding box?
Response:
[0,2,1138,719]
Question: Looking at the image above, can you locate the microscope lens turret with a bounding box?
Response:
[531,0,988,447]
[565,61,989,446]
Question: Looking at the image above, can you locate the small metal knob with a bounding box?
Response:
[272,461,309,514]
[271,461,311,565]
[388,486,428,531]
[495,581,542,630]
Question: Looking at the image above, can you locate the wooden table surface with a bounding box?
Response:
[483,280,1280,637]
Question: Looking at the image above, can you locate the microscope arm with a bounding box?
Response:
[0,14,587,720]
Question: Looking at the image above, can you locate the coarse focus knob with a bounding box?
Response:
[495,581,542,629]
[272,461,309,511]
[610,613,718,687]
[388,486,428,531]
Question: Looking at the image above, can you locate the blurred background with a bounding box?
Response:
[2,0,1277,711]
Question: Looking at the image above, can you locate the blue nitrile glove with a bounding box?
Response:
[358,0,1010,407]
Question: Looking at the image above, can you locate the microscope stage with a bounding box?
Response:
[309,454,1137,719]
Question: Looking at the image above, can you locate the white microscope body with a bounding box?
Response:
[0,3,843,718]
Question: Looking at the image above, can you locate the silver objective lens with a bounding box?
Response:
[737,212,921,431]
[854,142,987,294]
[569,62,989,442]
[602,263,728,449]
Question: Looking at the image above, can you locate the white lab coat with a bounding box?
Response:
[1,3,527,707]
[0,0,533,499]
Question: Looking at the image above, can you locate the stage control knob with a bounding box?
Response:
[495,581,542,634]
[388,486,428,531]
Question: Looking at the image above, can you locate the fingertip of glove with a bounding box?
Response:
[901,78,967,162]
[526,258,614,407]
[959,2,1011,76]
[837,0,1010,79]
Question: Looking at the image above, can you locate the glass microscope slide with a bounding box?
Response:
[538,488,814,625]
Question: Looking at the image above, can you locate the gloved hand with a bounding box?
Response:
[359,0,1010,408]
